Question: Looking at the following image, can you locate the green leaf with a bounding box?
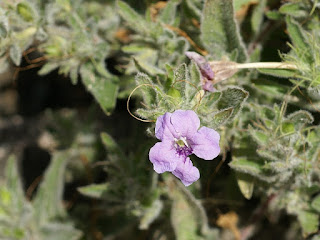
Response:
[279,3,306,18]
[158,0,179,24]
[77,183,109,199]
[0,15,8,38]
[35,27,48,41]
[297,210,319,237]
[217,87,249,119]
[173,63,189,98]
[101,132,126,162]
[249,128,269,145]
[17,2,36,22]
[257,68,298,78]
[286,16,312,63]
[117,1,149,35]
[9,44,22,66]
[229,157,263,175]
[167,177,214,240]
[69,67,79,85]
[311,195,320,213]
[187,61,202,100]
[38,62,60,76]
[133,56,164,75]
[135,72,157,105]
[266,11,282,20]
[287,110,314,127]
[210,108,233,128]
[236,172,254,200]
[281,122,295,134]
[33,151,69,223]
[41,223,82,240]
[139,200,163,230]
[201,0,247,62]
[4,155,24,210]
[251,0,266,35]
[80,62,119,115]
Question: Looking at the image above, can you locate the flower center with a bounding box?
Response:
[174,137,193,157]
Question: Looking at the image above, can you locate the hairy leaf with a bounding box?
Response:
[80,62,119,115]
[78,183,109,199]
[201,0,247,62]
[33,151,69,223]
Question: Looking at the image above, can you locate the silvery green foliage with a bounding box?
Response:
[0,0,120,114]
[229,103,320,236]
[78,132,163,235]
[118,0,190,76]
[1,0,320,238]
[0,155,82,240]
[134,62,248,129]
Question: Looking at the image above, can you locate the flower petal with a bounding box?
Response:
[149,141,178,173]
[190,127,220,160]
[170,110,200,139]
[155,112,178,140]
[172,157,200,186]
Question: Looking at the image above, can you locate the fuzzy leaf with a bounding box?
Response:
[117,1,149,35]
[33,151,69,223]
[257,68,298,78]
[230,157,263,175]
[4,155,24,210]
[41,223,82,240]
[38,62,60,75]
[17,2,36,22]
[101,132,126,162]
[80,62,119,115]
[279,3,306,18]
[201,0,247,62]
[286,16,312,63]
[251,0,266,35]
[69,67,79,85]
[281,122,295,134]
[173,63,189,98]
[236,172,254,200]
[210,107,233,128]
[9,44,22,66]
[250,129,269,144]
[217,87,248,119]
[78,183,109,199]
[135,72,157,105]
[311,195,320,213]
[133,57,164,75]
[158,0,179,24]
[297,210,319,237]
[139,200,163,230]
[187,60,202,99]
[168,177,213,240]
[266,11,282,20]
[0,16,8,38]
[287,110,314,127]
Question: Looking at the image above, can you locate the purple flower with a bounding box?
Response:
[185,51,215,92]
[149,110,220,186]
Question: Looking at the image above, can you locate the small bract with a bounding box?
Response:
[149,110,220,186]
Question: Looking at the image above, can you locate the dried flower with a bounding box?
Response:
[185,51,216,92]
[149,110,220,186]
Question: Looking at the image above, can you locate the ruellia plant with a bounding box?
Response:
[0,0,319,239]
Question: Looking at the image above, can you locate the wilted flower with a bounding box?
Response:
[149,110,220,186]
[185,51,215,92]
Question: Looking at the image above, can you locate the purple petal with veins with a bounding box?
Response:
[149,110,220,186]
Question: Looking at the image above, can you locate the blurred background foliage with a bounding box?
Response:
[0,0,320,239]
